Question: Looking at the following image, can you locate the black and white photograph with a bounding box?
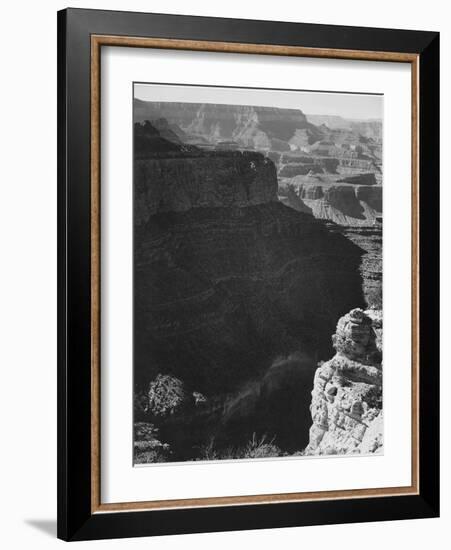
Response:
[133,85,384,465]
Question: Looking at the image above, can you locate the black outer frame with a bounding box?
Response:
[57,7,439,542]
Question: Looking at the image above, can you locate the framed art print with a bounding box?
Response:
[57,8,439,541]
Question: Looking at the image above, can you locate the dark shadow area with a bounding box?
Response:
[25,519,57,538]
[134,202,364,394]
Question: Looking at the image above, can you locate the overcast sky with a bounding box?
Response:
[134,83,383,121]
[285,92,382,120]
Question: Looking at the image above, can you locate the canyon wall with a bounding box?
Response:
[135,151,277,223]
[135,201,365,395]
[134,101,322,150]
[283,181,382,226]
[279,181,383,308]
[306,114,383,142]
[134,121,366,399]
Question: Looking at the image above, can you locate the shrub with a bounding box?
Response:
[242,433,282,459]
[197,433,282,461]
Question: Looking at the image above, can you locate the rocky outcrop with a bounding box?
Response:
[304,308,383,456]
[135,120,191,154]
[134,120,279,223]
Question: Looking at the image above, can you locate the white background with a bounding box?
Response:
[102,58,411,503]
[0,0,448,548]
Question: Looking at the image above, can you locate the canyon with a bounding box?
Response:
[133,100,383,462]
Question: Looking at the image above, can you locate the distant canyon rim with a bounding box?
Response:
[132,99,383,463]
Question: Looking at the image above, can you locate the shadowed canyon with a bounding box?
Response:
[133,100,383,463]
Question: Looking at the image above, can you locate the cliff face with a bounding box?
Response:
[277,151,381,182]
[291,182,382,226]
[305,308,383,456]
[134,101,322,149]
[135,151,277,224]
[340,226,382,308]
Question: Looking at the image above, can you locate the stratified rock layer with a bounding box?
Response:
[305,308,383,456]
[282,181,382,227]
[306,114,383,142]
[338,226,382,309]
[135,151,277,223]
[134,101,322,149]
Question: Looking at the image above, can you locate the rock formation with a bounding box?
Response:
[306,114,382,142]
[284,182,382,227]
[134,101,322,150]
[304,308,383,456]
